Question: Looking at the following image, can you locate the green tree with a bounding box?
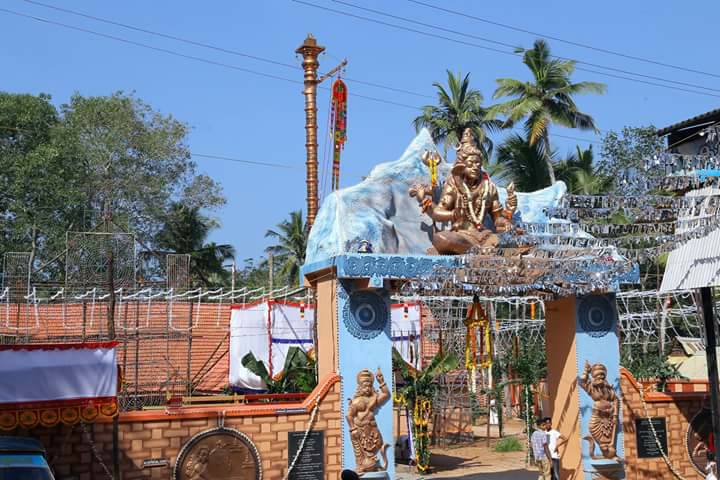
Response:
[556,145,612,194]
[0,91,226,280]
[485,157,508,185]
[235,257,271,290]
[265,211,307,287]
[0,93,84,275]
[599,126,665,193]
[491,40,606,184]
[495,134,552,191]
[413,70,502,158]
[56,92,224,240]
[156,203,235,287]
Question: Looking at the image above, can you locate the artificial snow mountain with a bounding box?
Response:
[305,128,569,265]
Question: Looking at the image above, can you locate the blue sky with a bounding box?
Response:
[2,1,719,263]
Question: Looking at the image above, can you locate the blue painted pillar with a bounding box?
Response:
[337,280,394,478]
[574,293,625,479]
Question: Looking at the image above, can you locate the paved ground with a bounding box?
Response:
[395,419,539,480]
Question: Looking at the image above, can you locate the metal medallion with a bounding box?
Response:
[173,427,262,480]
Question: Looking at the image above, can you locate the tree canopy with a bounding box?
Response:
[0,91,225,281]
[265,210,307,287]
[496,134,552,191]
[491,40,606,184]
[599,125,665,194]
[413,70,501,159]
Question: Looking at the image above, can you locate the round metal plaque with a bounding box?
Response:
[342,290,389,340]
[173,427,262,480]
[578,295,615,338]
[686,407,713,474]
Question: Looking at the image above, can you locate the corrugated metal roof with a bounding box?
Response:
[657,108,720,136]
[674,336,705,355]
[660,226,720,291]
[661,188,720,292]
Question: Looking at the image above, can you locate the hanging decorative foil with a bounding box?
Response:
[330,78,348,191]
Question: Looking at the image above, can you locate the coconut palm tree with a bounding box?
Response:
[491,40,606,184]
[495,134,552,191]
[556,145,612,194]
[265,210,307,287]
[156,202,236,287]
[413,70,502,159]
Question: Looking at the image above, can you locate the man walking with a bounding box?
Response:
[531,418,552,480]
[544,417,567,480]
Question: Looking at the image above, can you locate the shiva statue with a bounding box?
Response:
[409,128,518,255]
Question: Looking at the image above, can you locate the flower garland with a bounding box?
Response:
[464,296,493,393]
[413,396,432,473]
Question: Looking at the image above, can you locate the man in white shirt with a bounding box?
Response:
[544,417,566,480]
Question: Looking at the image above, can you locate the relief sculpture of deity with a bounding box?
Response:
[409,128,518,255]
[580,361,619,459]
[346,368,391,474]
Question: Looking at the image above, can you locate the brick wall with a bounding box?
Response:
[8,377,342,480]
[621,369,706,480]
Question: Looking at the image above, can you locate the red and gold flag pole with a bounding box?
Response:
[296,34,346,231]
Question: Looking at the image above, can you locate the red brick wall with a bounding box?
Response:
[8,378,342,480]
[621,369,706,480]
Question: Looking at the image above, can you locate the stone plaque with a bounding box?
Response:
[173,428,262,480]
[636,417,667,458]
[288,431,324,480]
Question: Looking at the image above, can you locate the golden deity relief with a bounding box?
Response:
[410,128,518,255]
[580,361,619,459]
[346,368,391,474]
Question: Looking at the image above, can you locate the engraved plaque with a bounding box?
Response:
[173,428,262,480]
[288,431,323,480]
[635,417,667,458]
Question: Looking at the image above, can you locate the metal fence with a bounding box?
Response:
[0,285,309,412]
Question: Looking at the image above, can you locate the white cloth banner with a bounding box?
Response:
[391,303,422,368]
[229,302,270,390]
[229,301,422,390]
[270,302,315,377]
[0,343,117,403]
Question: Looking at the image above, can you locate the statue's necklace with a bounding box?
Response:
[461,181,488,228]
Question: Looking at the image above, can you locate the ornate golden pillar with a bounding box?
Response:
[296,34,325,230]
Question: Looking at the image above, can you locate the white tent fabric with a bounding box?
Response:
[391,303,422,369]
[0,343,117,403]
[271,302,315,377]
[229,302,270,390]
[229,301,422,390]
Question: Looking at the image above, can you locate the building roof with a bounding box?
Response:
[661,226,720,291]
[667,348,720,380]
[672,336,705,356]
[657,108,720,136]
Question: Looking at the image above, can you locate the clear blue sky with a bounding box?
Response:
[2,1,719,264]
